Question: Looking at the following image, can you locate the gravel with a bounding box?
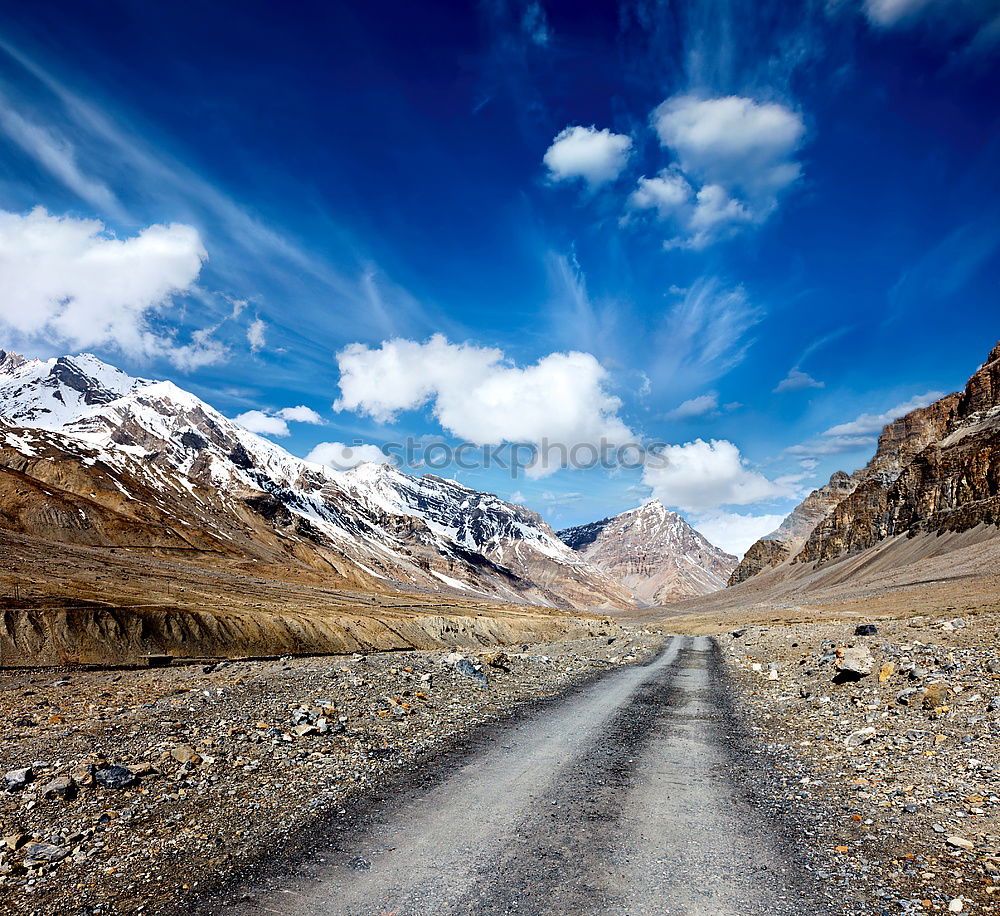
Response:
[720,612,1000,914]
[0,627,661,915]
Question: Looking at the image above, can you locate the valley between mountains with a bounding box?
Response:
[0,340,998,916]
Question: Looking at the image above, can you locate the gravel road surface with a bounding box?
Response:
[238,636,830,915]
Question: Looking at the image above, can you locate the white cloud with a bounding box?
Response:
[234,410,290,437]
[862,0,1000,50]
[628,170,691,218]
[786,435,877,457]
[636,94,805,247]
[543,125,633,188]
[521,1,550,45]
[823,391,944,436]
[247,318,266,353]
[0,207,217,368]
[233,404,325,436]
[774,368,824,392]
[787,390,946,459]
[652,94,805,198]
[306,441,392,471]
[334,334,633,462]
[864,0,934,26]
[666,391,719,419]
[275,405,324,424]
[690,510,789,558]
[642,439,789,513]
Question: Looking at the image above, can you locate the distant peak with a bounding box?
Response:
[0,349,28,374]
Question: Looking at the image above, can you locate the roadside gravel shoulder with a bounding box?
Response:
[0,627,663,916]
[718,611,1000,916]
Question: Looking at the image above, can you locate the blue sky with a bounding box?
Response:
[0,0,997,554]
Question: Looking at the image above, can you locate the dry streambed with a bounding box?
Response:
[722,612,1000,915]
[0,628,662,916]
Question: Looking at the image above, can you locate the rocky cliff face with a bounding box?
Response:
[0,351,636,610]
[728,470,860,585]
[799,341,999,563]
[558,502,737,604]
[731,340,1000,583]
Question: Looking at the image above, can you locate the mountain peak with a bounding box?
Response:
[558,502,736,605]
[0,349,27,374]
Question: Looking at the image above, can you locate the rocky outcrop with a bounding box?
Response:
[799,341,1000,564]
[558,502,737,604]
[728,539,792,586]
[728,471,860,585]
[0,601,607,667]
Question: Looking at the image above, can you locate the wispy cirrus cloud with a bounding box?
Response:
[823,390,944,436]
[652,278,764,390]
[0,96,123,219]
[787,390,945,458]
[0,37,436,362]
[862,0,1000,51]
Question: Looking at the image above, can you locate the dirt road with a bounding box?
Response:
[233,637,835,915]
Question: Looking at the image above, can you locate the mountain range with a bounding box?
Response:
[0,349,644,611]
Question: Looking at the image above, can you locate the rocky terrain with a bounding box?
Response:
[0,628,663,916]
[558,500,737,603]
[733,340,1000,587]
[719,611,1000,914]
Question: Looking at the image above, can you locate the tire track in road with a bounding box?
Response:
[232,637,830,916]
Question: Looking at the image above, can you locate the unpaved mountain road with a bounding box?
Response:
[232,637,838,916]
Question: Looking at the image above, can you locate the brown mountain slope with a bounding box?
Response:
[559,502,737,603]
[731,339,1000,585]
[728,470,859,585]
[799,340,999,563]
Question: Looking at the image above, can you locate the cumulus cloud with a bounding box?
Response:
[653,94,805,197]
[334,334,633,459]
[275,405,324,424]
[774,368,824,392]
[641,439,789,513]
[234,410,290,437]
[690,510,789,558]
[543,125,633,188]
[247,318,266,354]
[0,207,216,368]
[632,94,805,247]
[233,404,325,437]
[666,391,719,419]
[628,170,691,218]
[306,441,392,471]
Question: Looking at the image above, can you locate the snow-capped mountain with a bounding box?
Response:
[558,501,737,604]
[0,350,637,609]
